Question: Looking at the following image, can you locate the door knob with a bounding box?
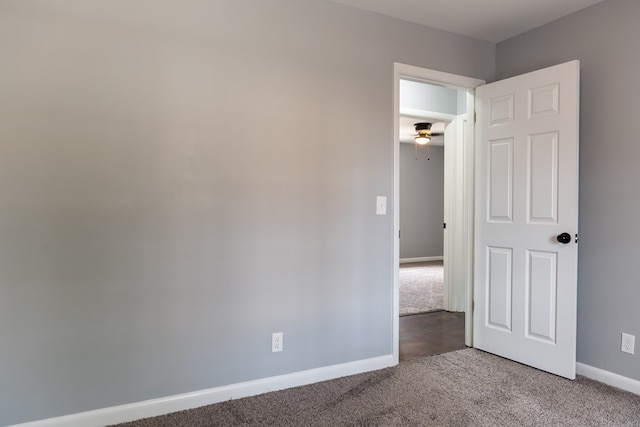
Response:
[557,232,572,244]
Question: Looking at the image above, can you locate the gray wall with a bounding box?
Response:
[400,144,444,259]
[497,0,640,381]
[0,0,494,424]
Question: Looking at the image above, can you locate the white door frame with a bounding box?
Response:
[392,63,484,363]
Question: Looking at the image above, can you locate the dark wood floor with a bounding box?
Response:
[399,310,467,361]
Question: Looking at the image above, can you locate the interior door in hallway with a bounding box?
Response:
[443,115,467,313]
[473,61,580,379]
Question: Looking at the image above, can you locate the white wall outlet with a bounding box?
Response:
[621,332,635,355]
[376,196,387,215]
[272,332,283,353]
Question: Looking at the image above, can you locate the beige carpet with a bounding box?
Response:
[400,261,443,316]
[113,349,640,426]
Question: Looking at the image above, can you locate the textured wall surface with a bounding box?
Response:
[0,0,493,424]
[400,144,444,259]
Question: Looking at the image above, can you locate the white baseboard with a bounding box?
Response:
[11,355,395,427]
[577,362,640,395]
[400,256,443,264]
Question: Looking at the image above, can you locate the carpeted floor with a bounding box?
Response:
[399,261,443,316]
[113,349,640,426]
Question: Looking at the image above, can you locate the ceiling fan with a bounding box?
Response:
[414,122,443,145]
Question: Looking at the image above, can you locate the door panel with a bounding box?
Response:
[488,138,513,222]
[474,60,579,379]
[487,246,512,331]
[526,250,557,343]
[528,132,558,223]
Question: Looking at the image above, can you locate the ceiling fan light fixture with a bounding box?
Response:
[415,135,431,145]
[414,122,432,145]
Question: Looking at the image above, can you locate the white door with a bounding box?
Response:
[473,60,579,379]
[444,116,467,312]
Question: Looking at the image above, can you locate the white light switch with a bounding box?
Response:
[376,196,387,215]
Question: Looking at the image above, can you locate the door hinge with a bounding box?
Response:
[474,111,477,123]
[443,223,447,229]
[575,233,579,243]
[399,230,401,239]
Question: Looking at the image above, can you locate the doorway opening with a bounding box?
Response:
[392,63,485,364]
[397,80,466,360]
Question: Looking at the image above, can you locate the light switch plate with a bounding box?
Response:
[376,196,387,215]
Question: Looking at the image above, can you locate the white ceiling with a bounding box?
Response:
[330,0,606,42]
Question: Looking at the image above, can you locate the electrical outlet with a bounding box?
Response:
[621,333,635,355]
[272,332,283,353]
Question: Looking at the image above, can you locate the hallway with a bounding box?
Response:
[399,311,466,361]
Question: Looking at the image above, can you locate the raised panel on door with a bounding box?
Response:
[486,246,512,332]
[528,132,558,224]
[529,83,559,119]
[488,138,513,223]
[526,250,557,343]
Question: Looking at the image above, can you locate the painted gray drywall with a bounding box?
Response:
[0,1,493,424]
[400,80,458,115]
[497,0,640,381]
[400,144,444,259]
